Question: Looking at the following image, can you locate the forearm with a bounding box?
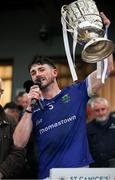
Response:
[107,54,113,76]
[87,54,113,96]
[13,107,33,148]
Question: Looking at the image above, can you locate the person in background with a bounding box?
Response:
[86,97,95,123]
[87,97,115,167]
[13,13,113,179]
[15,91,28,111]
[4,101,38,179]
[0,79,26,179]
[4,101,22,123]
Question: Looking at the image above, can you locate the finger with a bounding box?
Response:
[30,85,39,90]
[100,12,111,26]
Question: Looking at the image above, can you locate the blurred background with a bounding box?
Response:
[0,0,115,110]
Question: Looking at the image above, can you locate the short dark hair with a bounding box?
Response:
[28,55,56,72]
[4,101,22,111]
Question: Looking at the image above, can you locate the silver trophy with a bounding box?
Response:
[61,0,114,63]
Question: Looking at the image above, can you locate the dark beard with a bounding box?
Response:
[39,78,55,90]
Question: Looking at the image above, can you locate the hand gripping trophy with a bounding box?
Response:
[61,0,114,81]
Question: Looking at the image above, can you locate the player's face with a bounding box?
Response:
[30,64,58,89]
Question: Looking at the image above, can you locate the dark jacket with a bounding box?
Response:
[0,105,26,179]
[24,132,38,179]
[87,112,115,167]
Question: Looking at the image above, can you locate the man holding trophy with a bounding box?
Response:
[13,0,114,179]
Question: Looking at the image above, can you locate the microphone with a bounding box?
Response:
[23,80,44,111]
[23,80,34,93]
[31,80,44,110]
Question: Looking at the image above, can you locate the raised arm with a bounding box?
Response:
[13,84,41,148]
[13,109,33,148]
[87,54,113,96]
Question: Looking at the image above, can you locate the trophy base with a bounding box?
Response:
[82,37,114,63]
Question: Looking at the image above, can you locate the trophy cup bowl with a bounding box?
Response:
[61,0,114,63]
